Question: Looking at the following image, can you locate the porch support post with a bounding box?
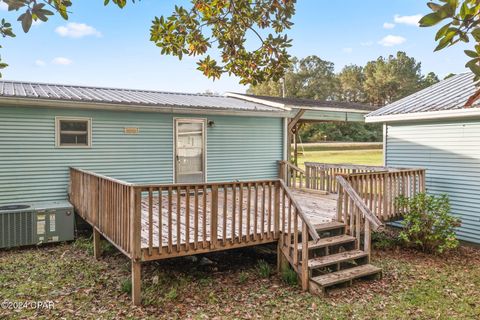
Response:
[277,241,289,274]
[294,125,298,166]
[131,260,142,306]
[287,109,306,164]
[93,229,102,260]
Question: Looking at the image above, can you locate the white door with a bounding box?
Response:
[175,119,206,183]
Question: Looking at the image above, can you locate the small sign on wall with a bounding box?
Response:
[124,127,140,134]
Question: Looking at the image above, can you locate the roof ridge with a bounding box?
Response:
[0,79,224,98]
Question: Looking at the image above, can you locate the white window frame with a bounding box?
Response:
[55,116,92,148]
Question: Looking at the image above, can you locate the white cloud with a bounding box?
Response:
[35,60,46,67]
[0,2,8,11]
[383,22,395,29]
[342,47,353,54]
[394,14,423,26]
[52,57,73,65]
[55,22,101,38]
[378,35,406,47]
[360,41,374,47]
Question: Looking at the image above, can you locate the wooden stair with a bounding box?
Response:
[282,221,381,295]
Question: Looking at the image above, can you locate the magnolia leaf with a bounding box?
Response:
[419,12,444,27]
[465,50,478,58]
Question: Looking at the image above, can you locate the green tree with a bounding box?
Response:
[249,52,438,143]
[363,52,434,106]
[421,71,441,89]
[248,55,338,100]
[1,0,296,85]
[337,65,365,102]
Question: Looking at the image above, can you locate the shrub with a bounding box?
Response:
[372,229,401,250]
[396,193,461,254]
[281,267,298,286]
[121,278,132,294]
[238,271,249,284]
[255,260,272,278]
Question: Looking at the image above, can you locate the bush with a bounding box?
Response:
[396,193,461,254]
[121,278,132,294]
[281,267,298,286]
[255,260,272,278]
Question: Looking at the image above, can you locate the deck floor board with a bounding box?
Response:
[140,188,337,249]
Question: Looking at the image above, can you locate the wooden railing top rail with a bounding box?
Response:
[344,168,426,177]
[336,175,383,231]
[70,167,134,186]
[304,162,425,173]
[279,179,319,242]
[133,179,279,190]
[278,160,305,174]
[71,167,282,190]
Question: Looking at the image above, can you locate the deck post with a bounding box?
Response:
[131,260,142,306]
[130,186,142,305]
[93,229,102,259]
[277,241,289,274]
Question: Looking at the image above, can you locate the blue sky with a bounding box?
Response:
[0,0,470,94]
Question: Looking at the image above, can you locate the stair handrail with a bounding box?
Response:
[336,175,383,231]
[279,179,319,242]
[278,160,306,189]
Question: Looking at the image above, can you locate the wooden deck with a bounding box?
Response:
[70,164,425,305]
[139,189,337,249]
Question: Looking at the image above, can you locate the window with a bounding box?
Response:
[55,117,92,148]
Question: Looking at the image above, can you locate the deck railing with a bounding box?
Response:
[343,169,425,221]
[304,162,393,193]
[69,167,319,271]
[279,161,426,222]
[278,160,306,189]
[70,167,136,257]
[336,175,383,257]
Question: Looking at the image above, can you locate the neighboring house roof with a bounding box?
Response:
[0,80,285,115]
[366,73,480,123]
[227,92,377,113]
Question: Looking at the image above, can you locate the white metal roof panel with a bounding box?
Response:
[0,80,281,113]
[367,73,479,119]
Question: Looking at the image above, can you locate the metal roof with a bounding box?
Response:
[366,73,479,119]
[0,80,281,113]
[228,92,377,112]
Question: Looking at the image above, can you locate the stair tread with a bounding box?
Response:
[298,235,356,250]
[311,264,381,287]
[314,221,346,232]
[308,250,368,269]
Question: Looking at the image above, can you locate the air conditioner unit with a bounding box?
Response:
[0,200,74,249]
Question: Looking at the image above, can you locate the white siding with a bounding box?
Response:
[386,119,480,244]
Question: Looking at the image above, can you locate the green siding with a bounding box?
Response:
[0,106,284,205]
[386,119,480,244]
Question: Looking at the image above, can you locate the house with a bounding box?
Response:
[365,73,480,245]
[0,80,406,305]
[0,81,374,205]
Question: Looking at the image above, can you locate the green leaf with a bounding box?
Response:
[18,11,32,33]
[435,23,451,40]
[465,50,478,58]
[427,2,442,12]
[473,28,480,42]
[419,12,443,27]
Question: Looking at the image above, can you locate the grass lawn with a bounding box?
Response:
[1,236,479,319]
[298,149,383,168]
